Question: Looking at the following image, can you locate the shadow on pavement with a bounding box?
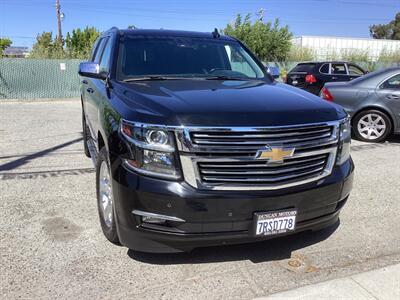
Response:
[387,134,400,144]
[0,167,94,180]
[0,137,83,172]
[128,220,339,265]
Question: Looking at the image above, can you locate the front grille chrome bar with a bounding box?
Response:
[175,121,341,191]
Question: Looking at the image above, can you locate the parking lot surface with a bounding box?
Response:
[1,100,400,299]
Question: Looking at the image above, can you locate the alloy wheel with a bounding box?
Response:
[357,113,386,140]
[99,161,113,228]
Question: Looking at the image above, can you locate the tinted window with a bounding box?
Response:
[331,63,347,75]
[381,74,400,89]
[91,39,100,61]
[291,63,316,73]
[99,38,112,73]
[348,64,364,76]
[116,36,265,80]
[319,63,329,74]
[93,38,106,63]
[225,45,257,77]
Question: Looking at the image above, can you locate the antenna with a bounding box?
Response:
[212,28,220,38]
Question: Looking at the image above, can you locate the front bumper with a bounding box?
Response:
[111,157,354,253]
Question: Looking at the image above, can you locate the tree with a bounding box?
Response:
[65,26,100,59]
[370,12,400,40]
[30,27,100,59]
[0,38,12,57]
[223,13,293,61]
[30,31,65,58]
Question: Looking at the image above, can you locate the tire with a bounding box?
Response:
[96,147,120,244]
[82,112,91,158]
[353,110,392,143]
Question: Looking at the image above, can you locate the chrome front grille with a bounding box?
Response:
[175,121,340,190]
[199,153,328,183]
[190,125,333,147]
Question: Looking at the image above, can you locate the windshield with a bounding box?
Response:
[116,36,267,81]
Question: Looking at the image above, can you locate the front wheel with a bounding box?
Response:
[96,147,120,244]
[353,110,392,143]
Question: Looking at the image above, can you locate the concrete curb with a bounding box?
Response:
[256,264,400,300]
[0,97,80,103]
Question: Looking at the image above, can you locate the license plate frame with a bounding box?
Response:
[254,209,297,236]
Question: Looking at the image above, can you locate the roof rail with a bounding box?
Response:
[212,28,220,38]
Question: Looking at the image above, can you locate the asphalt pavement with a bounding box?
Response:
[1,99,399,299]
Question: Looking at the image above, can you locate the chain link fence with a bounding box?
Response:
[0,58,81,99]
[0,58,399,100]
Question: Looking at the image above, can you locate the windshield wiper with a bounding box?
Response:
[123,76,184,82]
[205,76,248,81]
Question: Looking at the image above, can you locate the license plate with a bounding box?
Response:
[254,210,297,236]
[292,80,298,85]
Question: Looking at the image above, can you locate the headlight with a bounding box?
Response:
[337,117,351,165]
[120,121,181,179]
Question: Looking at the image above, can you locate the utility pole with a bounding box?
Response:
[56,0,63,44]
[257,8,265,21]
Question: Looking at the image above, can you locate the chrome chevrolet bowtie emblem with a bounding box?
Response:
[255,146,295,163]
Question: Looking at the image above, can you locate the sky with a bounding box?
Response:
[1,0,400,48]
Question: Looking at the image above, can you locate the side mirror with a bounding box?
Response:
[78,62,107,80]
[267,66,280,79]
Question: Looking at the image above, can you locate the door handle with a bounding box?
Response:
[82,80,88,84]
[331,77,338,80]
[387,94,399,100]
[86,88,94,94]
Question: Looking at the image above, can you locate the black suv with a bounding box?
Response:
[286,61,366,95]
[79,28,354,253]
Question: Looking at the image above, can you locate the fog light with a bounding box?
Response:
[132,210,185,224]
[142,216,167,224]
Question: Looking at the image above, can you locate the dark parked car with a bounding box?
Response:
[321,67,400,142]
[286,61,366,95]
[79,27,354,253]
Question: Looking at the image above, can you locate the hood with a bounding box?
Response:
[113,79,346,127]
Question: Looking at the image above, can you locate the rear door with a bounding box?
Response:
[346,63,366,81]
[330,63,349,82]
[376,73,400,125]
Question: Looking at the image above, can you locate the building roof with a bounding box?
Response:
[4,46,29,55]
[292,35,400,43]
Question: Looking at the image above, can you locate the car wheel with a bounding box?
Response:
[96,147,120,244]
[353,110,392,143]
[82,112,91,158]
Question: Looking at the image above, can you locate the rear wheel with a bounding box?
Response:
[96,147,120,244]
[353,110,391,142]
